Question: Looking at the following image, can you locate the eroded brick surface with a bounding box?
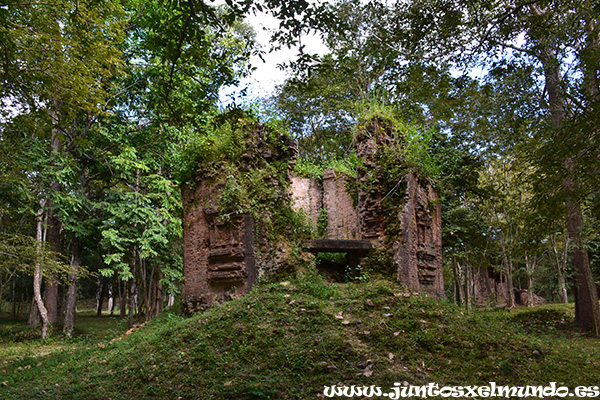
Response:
[472,267,510,306]
[181,124,296,312]
[322,169,360,240]
[290,176,322,231]
[395,173,444,296]
[182,180,256,312]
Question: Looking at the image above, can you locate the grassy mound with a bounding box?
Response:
[1,276,599,399]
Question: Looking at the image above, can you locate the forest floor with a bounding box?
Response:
[1,274,599,399]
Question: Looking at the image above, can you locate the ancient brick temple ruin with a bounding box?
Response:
[472,267,547,306]
[182,117,444,311]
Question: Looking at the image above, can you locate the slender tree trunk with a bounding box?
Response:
[107,282,114,315]
[551,234,569,303]
[155,267,164,316]
[11,282,16,320]
[119,280,127,319]
[506,256,515,307]
[0,282,4,315]
[141,258,149,320]
[464,263,472,312]
[33,201,50,339]
[128,248,138,328]
[452,255,463,306]
[96,278,105,317]
[19,292,25,319]
[64,239,81,337]
[500,234,515,308]
[525,254,536,307]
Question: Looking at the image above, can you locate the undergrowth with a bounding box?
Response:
[1,278,599,399]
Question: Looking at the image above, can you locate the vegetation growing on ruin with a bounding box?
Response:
[356,106,442,182]
[293,153,361,181]
[183,109,313,246]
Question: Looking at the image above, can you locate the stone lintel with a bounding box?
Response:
[303,239,373,255]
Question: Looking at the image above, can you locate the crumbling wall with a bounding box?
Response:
[290,169,359,240]
[290,176,322,232]
[472,267,509,306]
[322,169,360,240]
[181,118,298,312]
[355,120,391,242]
[471,267,547,307]
[395,173,443,296]
[514,289,547,306]
[182,180,257,311]
[354,117,445,297]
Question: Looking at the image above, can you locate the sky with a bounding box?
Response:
[219,10,329,105]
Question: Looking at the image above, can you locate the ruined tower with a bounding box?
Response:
[182,115,444,310]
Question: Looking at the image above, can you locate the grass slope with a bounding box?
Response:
[1,276,599,399]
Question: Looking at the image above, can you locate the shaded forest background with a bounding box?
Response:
[1,0,600,337]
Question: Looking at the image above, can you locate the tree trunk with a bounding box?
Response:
[155,268,164,316]
[64,239,81,337]
[500,233,515,308]
[567,201,600,335]
[119,280,127,319]
[452,255,463,306]
[107,282,114,315]
[128,248,138,328]
[551,234,569,303]
[96,278,105,317]
[43,127,63,326]
[525,254,536,307]
[0,281,4,315]
[43,274,59,324]
[464,263,472,312]
[506,257,515,308]
[537,43,600,335]
[33,201,50,339]
[11,283,17,320]
[28,298,39,326]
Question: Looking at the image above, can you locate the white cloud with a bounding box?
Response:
[220,10,328,105]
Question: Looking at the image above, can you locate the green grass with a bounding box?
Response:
[1,278,599,399]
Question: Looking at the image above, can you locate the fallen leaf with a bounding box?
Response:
[224,381,233,386]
